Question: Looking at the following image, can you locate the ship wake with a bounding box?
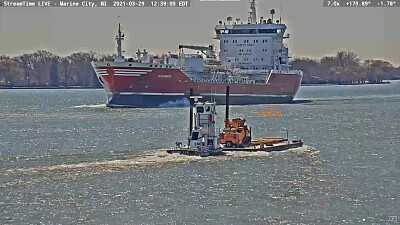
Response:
[1,146,319,188]
[2,146,318,175]
[158,98,190,108]
[71,104,108,109]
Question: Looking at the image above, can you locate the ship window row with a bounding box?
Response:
[224,49,268,53]
[216,29,281,34]
[149,64,173,68]
[235,58,265,62]
[239,66,270,70]
[235,57,264,61]
[239,58,264,61]
[222,39,268,44]
[237,66,272,70]
[224,39,244,44]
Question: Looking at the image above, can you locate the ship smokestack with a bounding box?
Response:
[225,86,230,128]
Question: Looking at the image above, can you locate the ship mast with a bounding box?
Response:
[248,0,257,24]
[117,23,122,57]
[115,23,125,62]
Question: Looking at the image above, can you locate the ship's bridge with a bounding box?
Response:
[214,23,287,39]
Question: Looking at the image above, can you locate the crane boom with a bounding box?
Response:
[178,45,215,58]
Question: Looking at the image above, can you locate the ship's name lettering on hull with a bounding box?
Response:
[158,75,172,78]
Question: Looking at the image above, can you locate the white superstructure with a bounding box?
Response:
[214,0,290,72]
[189,98,220,152]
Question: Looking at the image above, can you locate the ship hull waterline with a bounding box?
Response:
[106,92,295,108]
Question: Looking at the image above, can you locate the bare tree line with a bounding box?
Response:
[0,50,113,87]
[0,50,399,87]
[291,50,400,84]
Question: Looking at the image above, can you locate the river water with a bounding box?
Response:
[0,81,399,224]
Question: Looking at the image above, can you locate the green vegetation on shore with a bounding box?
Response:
[0,50,399,87]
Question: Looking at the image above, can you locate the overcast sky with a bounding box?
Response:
[0,0,399,65]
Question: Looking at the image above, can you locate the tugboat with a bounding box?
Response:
[167,89,223,157]
[167,86,303,156]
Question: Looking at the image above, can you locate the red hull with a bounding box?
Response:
[93,64,302,107]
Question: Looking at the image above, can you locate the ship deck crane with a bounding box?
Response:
[178,45,215,58]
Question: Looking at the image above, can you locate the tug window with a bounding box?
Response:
[191,131,200,140]
[197,107,204,113]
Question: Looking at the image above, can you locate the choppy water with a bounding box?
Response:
[0,82,399,224]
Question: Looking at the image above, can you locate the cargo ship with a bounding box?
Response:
[91,0,303,107]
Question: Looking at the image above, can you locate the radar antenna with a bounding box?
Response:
[270,9,275,23]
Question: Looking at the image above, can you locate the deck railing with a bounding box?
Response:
[189,77,259,84]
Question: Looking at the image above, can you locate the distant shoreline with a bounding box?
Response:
[301,81,392,86]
